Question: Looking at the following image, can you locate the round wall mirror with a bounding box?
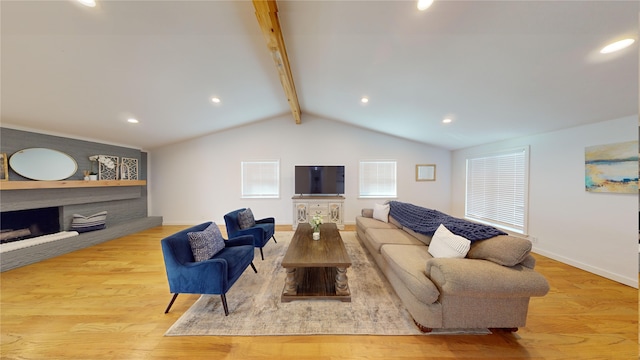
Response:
[9,148,78,181]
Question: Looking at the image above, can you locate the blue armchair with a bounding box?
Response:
[161,222,257,316]
[224,208,276,260]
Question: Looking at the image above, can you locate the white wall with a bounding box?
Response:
[149,114,451,227]
[451,115,638,287]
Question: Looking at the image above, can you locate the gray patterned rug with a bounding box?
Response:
[165,231,490,336]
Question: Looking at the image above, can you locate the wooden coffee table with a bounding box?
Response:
[281,222,352,302]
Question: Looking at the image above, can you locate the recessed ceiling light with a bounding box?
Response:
[360,97,369,104]
[600,38,635,54]
[77,0,96,7]
[211,97,221,104]
[417,0,434,11]
[127,118,139,124]
[442,118,452,124]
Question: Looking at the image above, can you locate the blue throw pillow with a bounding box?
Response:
[238,208,256,230]
[187,223,226,262]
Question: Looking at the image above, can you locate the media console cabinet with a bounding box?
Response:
[292,196,344,230]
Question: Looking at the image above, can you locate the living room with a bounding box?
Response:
[1,0,637,358]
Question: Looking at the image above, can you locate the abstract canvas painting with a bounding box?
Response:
[585,140,638,193]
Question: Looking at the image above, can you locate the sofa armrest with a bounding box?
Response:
[425,258,550,298]
[361,208,374,218]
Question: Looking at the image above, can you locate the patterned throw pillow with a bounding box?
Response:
[187,223,226,262]
[70,211,107,233]
[238,208,256,230]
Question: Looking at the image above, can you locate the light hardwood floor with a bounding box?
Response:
[1,225,637,359]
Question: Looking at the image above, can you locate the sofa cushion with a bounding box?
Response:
[381,244,440,304]
[356,216,398,231]
[402,226,433,246]
[466,235,532,266]
[188,223,226,262]
[366,228,425,253]
[373,203,390,223]
[389,215,403,228]
[238,208,256,229]
[361,208,374,218]
[428,224,471,259]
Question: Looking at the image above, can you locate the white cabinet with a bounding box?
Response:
[292,196,344,230]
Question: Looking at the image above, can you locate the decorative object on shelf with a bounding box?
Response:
[416,164,436,181]
[1,153,8,181]
[82,170,95,181]
[311,214,323,240]
[10,148,78,181]
[89,155,118,180]
[120,157,139,180]
[585,140,638,193]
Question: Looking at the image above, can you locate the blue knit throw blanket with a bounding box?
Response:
[388,201,506,242]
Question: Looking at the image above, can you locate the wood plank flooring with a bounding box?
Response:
[1,225,637,359]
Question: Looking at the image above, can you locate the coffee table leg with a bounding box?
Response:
[335,267,350,296]
[283,267,297,296]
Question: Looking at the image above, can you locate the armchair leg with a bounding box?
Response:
[164,293,179,314]
[260,247,264,260]
[250,262,257,273]
[271,235,277,244]
[221,294,229,316]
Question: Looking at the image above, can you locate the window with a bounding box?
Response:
[241,160,279,198]
[359,160,397,198]
[465,147,529,234]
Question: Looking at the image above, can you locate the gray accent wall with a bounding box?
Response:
[0,127,162,271]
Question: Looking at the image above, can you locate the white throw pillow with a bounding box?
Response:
[428,224,471,258]
[373,203,390,223]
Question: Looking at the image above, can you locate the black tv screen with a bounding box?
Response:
[295,166,345,195]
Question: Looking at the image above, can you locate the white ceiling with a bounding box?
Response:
[1,0,638,150]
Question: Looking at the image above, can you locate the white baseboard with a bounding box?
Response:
[533,247,638,289]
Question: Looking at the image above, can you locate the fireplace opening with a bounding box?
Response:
[0,207,61,244]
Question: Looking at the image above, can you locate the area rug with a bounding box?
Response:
[165,231,490,336]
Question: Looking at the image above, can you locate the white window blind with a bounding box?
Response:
[465,147,529,234]
[241,160,280,198]
[359,160,397,198]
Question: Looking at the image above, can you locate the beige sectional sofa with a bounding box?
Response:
[356,206,550,332]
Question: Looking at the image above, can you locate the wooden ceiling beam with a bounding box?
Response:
[253,0,301,124]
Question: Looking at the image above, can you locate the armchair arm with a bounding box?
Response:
[425,258,550,298]
[167,258,229,294]
[256,217,275,224]
[231,227,263,245]
[225,235,255,247]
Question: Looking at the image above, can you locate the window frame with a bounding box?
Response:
[464,147,529,234]
[358,160,398,199]
[241,160,280,199]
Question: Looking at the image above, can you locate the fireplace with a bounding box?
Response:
[0,207,61,244]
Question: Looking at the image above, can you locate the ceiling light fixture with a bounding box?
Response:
[77,0,96,7]
[360,97,369,104]
[417,0,434,11]
[211,97,221,104]
[600,38,635,54]
[127,118,139,124]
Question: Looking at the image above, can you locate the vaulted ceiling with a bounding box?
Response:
[1,0,637,150]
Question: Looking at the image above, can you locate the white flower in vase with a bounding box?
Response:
[310,214,323,233]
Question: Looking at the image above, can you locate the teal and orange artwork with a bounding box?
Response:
[585,140,638,193]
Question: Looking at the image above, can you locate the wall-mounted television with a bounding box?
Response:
[295,165,345,195]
